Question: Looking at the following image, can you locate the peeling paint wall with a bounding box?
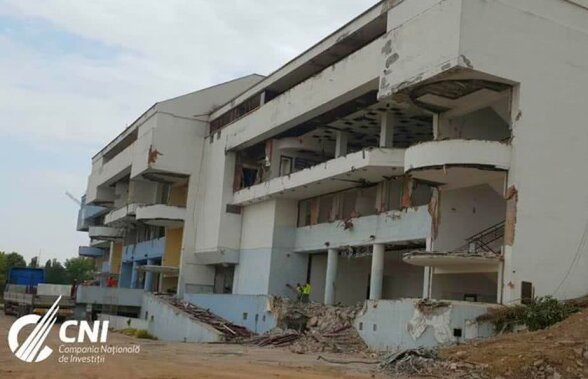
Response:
[355,299,495,351]
[379,0,462,99]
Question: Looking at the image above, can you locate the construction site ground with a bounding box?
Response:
[438,306,588,378]
[0,312,391,379]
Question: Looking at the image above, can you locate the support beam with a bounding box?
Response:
[380,112,395,148]
[369,243,385,300]
[130,261,139,289]
[335,131,348,157]
[324,248,339,305]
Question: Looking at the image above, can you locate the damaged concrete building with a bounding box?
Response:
[76,0,588,349]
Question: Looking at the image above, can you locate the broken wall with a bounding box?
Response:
[432,183,506,252]
[355,299,495,351]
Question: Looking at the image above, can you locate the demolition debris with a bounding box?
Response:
[158,295,252,339]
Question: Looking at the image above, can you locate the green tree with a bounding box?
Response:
[28,256,39,268]
[44,259,68,284]
[64,257,95,283]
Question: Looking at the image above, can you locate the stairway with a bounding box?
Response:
[458,221,505,254]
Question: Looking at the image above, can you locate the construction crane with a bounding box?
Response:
[65,191,82,206]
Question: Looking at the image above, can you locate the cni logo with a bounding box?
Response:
[8,296,109,363]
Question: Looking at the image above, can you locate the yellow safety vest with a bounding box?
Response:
[302,284,311,295]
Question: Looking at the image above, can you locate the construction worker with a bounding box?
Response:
[301,282,311,303]
[295,283,303,301]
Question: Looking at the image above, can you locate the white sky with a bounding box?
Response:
[0,0,380,262]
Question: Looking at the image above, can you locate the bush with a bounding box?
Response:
[133,329,157,340]
[523,296,578,331]
[478,296,578,332]
[117,328,157,339]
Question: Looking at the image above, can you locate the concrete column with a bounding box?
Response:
[130,261,139,289]
[497,261,504,304]
[422,267,432,298]
[335,130,348,157]
[324,248,339,305]
[380,112,395,148]
[369,243,385,300]
[144,259,155,292]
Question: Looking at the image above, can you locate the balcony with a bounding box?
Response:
[104,203,140,226]
[76,201,108,232]
[403,251,501,274]
[135,204,186,227]
[89,239,110,248]
[233,147,404,205]
[88,226,123,241]
[224,37,382,150]
[87,144,134,204]
[404,140,510,189]
[295,205,430,252]
[78,246,106,258]
[122,237,166,263]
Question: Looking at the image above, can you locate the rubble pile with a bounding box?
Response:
[379,348,489,378]
[440,307,588,378]
[253,299,367,354]
[245,329,300,347]
[158,295,253,340]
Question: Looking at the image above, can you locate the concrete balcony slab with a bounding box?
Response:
[233,147,405,205]
[295,206,430,252]
[104,203,141,226]
[404,140,510,189]
[135,204,186,227]
[78,246,106,258]
[88,226,124,241]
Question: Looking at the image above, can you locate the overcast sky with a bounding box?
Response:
[0,0,380,263]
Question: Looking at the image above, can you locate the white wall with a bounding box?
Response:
[433,183,506,252]
[432,272,497,303]
[233,199,307,297]
[141,294,223,342]
[457,0,588,301]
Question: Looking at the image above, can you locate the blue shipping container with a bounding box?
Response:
[7,267,45,286]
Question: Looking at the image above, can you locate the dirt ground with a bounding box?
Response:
[440,307,588,378]
[0,312,388,379]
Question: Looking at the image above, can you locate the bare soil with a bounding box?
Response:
[0,312,387,379]
[440,307,588,378]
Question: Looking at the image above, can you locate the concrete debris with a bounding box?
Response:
[254,298,367,354]
[157,295,253,340]
[379,348,489,378]
[245,330,301,347]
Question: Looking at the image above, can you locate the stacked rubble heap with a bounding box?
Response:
[157,295,253,340]
[246,298,368,354]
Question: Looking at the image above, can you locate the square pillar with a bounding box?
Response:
[380,112,395,148]
[144,259,155,292]
[369,243,385,300]
[422,266,432,298]
[335,131,348,157]
[130,261,139,289]
[324,248,339,305]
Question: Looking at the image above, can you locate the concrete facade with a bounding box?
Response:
[77,0,588,350]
